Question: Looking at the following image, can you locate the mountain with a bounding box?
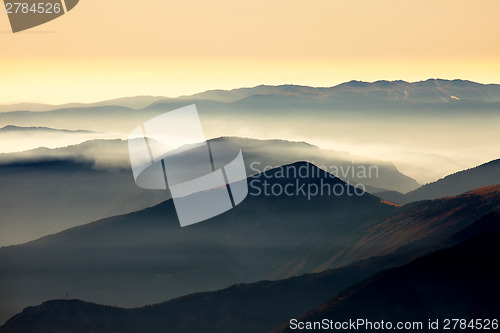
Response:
[0,158,167,246]
[0,161,497,324]
[146,79,500,114]
[212,137,419,193]
[377,158,500,204]
[153,79,500,106]
[405,158,500,201]
[335,79,500,102]
[0,139,169,246]
[0,124,116,154]
[307,185,500,270]
[3,80,499,114]
[0,261,393,333]
[1,79,499,131]
[272,215,500,333]
[0,137,419,193]
[1,79,497,182]
[0,137,418,246]
[0,139,131,168]
[0,96,165,112]
[0,125,95,134]
[1,212,498,333]
[1,80,498,181]
[0,162,396,323]
[376,151,471,184]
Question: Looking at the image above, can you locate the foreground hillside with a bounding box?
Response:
[1,212,498,333]
[273,213,500,333]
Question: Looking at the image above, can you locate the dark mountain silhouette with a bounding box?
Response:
[377,158,500,204]
[272,216,500,333]
[0,160,497,324]
[213,137,419,193]
[449,211,500,244]
[1,212,498,333]
[0,162,395,323]
[0,262,393,333]
[0,137,418,246]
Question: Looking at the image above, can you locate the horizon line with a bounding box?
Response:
[1,78,499,107]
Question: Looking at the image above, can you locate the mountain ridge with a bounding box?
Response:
[0,137,418,247]
[1,211,498,333]
[2,79,500,114]
[0,125,95,134]
[272,218,500,333]
[377,158,500,204]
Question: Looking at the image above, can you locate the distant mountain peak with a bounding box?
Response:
[337,80,371,88]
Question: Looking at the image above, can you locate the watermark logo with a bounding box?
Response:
[3,0,79,33]
[128,105,248,227]
[248,162,369,200]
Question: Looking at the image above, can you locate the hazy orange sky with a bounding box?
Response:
[1,0,499,104]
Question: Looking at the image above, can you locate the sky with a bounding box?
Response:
[1,0,499,104]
